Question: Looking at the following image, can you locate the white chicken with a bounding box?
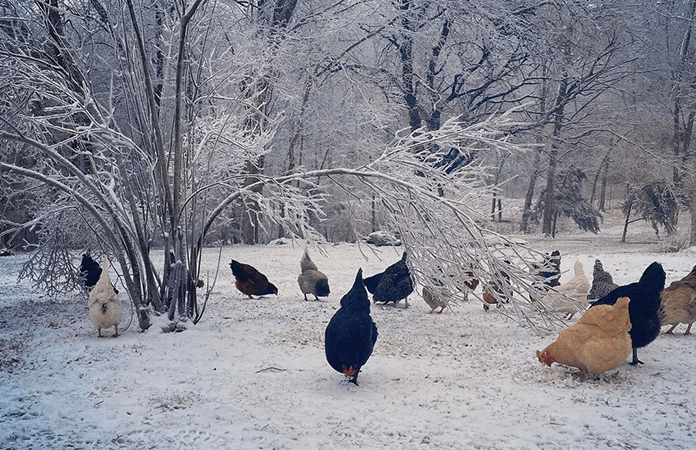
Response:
[88,256,120,337]
[543,260,591,320]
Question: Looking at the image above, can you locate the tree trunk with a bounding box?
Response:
[425,18,450,132]
[399,0,421,132]
[242,158,265,244]
[598,162,609,212]
[491,192,498,221]
[520,66,547,233]
[521,145,542,233]
[590,138,620,210]
[622,200,633,243]
[240,0,299,244]
[672,0,696,188]
[542,78,568,236]
[371,194,378,232]
[690,181,696,246]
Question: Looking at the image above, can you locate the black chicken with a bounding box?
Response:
[363,252,414,306]
[587,259,619,300]
[324,269,378,385]
[229,260,278,298]
[80,252,102,290]
[589,261,666,365]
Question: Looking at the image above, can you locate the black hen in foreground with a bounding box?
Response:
[363,252,414,306]
[589,261,666,365]
[229,260,278,298]
[325,269,378,385]
[80,253,102,290]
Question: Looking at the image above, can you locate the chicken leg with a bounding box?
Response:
[350,369,361,386]
[629,348,643,365]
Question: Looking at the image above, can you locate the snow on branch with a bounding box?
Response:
[201,109,568,332]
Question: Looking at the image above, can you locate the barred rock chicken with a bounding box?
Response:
[660,265,696,335]
[297,249,330,301]
[229,260,278,299]
[537,297,632,380]
[587,259,619,301]
[422,285,448,313]
[88,256,120,338]
[544,261,591,320]
[80,252,102,291]
[325,269,378,385]
[590,261,666,365]
[363,252,414,306]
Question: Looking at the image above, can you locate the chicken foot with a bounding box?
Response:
[629,348,644,365]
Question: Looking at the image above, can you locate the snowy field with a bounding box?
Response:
[1,214,695,449]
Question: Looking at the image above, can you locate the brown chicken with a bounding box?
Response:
[536,297,632,380]
[482,265,511,312]
[660,265,696,335]
[459,271,480,301]
[422,285,448,313]
[88,256,120,338]
[229,260,278,298]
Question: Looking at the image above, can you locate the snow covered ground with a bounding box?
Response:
[1,213,695,449]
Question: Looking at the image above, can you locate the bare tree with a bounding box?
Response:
[1,1,576,331]
[518,2,638,236]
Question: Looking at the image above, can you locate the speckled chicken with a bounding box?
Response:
[88,256,120,338]
[229,260,278,298]
[587,259,618,301]
[325,269,378,385]
[537,297,632,380]
[544,261,591,319]
[297,249,330,301]
[363,252,413,306]
[660,265,696,335]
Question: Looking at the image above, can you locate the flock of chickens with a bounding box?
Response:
[79,246,696,384]
[228,249,411,385]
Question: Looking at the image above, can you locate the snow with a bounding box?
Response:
[2,215,696,449]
